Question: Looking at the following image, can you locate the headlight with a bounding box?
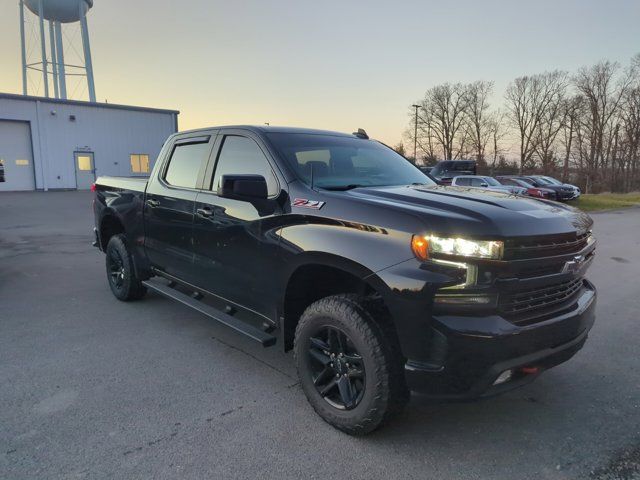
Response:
[411,235,503,260]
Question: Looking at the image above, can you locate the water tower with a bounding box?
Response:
[19,0,96,102]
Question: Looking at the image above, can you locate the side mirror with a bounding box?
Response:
[479,182,488,187]
[218,174,268,201]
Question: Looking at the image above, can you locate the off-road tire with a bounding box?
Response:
[294,294,409,435]
[105,234,147,301]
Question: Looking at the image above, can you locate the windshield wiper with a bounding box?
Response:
[321,184,366,191]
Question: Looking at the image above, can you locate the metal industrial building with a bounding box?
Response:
[0,92,178,191]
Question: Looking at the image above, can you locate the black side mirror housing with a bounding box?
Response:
[218,174,268,200]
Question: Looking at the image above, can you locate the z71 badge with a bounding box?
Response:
[292,198,325,210]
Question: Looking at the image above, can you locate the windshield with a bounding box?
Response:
[484,177,501,186]
[266,133,434,189]
[541,176,562,185]
[515,179,534,188]
[533,176,552,185]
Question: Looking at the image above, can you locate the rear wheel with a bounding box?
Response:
[105,234,146,301]
[294,295,408,435]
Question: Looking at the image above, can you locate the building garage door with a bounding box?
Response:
[0,120,35,191]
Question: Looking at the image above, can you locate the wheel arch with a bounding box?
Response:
[279,253,399,352]
[98,210,125,251]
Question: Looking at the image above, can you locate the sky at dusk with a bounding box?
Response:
[0,0,639,147]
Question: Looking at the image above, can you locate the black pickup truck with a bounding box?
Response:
[93,126,597,435]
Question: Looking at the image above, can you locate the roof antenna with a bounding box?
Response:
[310,162,315,191]
[352,128,369,139]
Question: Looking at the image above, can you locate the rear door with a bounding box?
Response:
[144,133,215,282]
[192,130,285,320]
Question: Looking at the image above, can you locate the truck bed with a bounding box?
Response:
[95,176,147,192]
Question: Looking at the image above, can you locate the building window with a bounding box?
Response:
[130,154,150,174]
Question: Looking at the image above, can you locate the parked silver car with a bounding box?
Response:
[451,175,527,195]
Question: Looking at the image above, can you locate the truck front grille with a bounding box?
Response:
[499,277,584,321]
[504,232,590,260]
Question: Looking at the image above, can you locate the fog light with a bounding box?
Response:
[493,369,513,385]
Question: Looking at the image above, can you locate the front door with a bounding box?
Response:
[192,132,285,320]
[74,152,95,189]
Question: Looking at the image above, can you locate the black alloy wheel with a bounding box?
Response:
[105,234,146,301]
[107,248,126,291]
[308,326,365,410]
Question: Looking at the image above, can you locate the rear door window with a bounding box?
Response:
[164,141,211,189]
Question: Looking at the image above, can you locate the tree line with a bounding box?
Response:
[402,53,640,193]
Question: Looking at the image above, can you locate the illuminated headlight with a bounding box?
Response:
[412,235,503,260]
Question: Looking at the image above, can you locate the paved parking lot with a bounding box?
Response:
[1,191,639,480]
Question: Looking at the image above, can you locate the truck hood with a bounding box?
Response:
[343,185,592,238]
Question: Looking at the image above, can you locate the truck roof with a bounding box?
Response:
[176,125,357,138]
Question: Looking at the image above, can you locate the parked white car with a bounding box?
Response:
[451,175,527,195]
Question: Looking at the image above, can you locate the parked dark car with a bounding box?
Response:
[532,176,581,199]
[497,177,556,200]
[0,159,5,182]
[430,160,476,185]
[92,126,596,435]
[517,176,577,201]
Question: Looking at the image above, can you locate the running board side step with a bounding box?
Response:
[142,280,276,347]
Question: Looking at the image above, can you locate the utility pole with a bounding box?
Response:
[412,104,420,163]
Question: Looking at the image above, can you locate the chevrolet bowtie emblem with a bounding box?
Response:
[562,255,585,274]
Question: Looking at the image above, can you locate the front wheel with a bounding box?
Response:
[294,295,408,435]
[105,234,146,301]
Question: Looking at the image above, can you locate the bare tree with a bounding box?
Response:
[464,80,494,166]
[559,95,582,182]
[423,83,469,160]
[487,111,507,174]
[573,61,633,192]
[532,72,569,174]
[505,71,568,173]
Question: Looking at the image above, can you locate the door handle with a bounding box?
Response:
[146,199,160,208]
[196,207,213,217]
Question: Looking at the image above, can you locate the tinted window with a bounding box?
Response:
[454,162,472,171]
[541,176,562,185]
[164,141,210,189]
[470,178,485,187]
[213,136,278,196]
[533,176,552,185]
[523,177,542,187]
[267,133,432,189]
[456,177,470,186]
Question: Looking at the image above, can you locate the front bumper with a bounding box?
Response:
[403,280,596,399]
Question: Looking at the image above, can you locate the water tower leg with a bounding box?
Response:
[79,5,96,103]
[49,21,59,99]
[37,0,49,98]
[19,0,28,95]
[54,22,67,99]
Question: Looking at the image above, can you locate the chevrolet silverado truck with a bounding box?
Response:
[92,126,597,435]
